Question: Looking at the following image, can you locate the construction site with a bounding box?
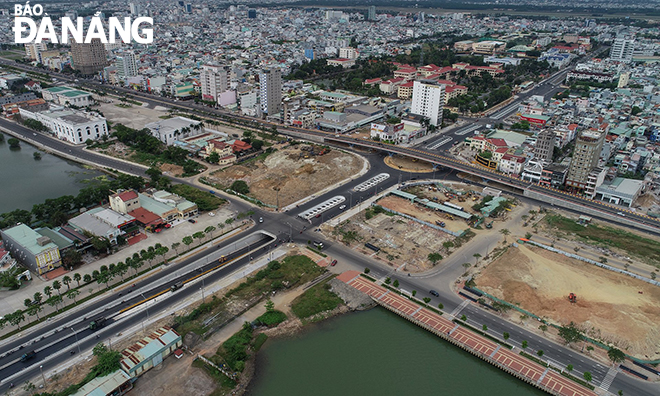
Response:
[330,182,514,272]
[206,144,363,207]
[474,243,660,360]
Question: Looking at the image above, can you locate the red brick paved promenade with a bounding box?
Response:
[337,271,597,396]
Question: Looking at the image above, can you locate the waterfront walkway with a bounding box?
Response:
[337,271,597,396]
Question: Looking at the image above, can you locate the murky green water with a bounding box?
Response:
[249,308,546,396]
[0,132,104,212]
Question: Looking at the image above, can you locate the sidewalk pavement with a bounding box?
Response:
[0,207,238,325]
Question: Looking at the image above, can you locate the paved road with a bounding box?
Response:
[0,231,274,392]
[3,59,658,395]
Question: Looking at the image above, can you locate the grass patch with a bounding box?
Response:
[360,273,376,282]
[519,351,548,367]
[291,281,343,319]
[252,333,268,352]
[192,359,237,390]
[306,246,327,257]
[256,310,287,327]
[545,214,660,264]
[170,184,227,211]
[226,255,324,300]
[217,323,253,372]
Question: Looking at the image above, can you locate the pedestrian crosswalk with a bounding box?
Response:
[450,299,470,317]
[598,365,618,392]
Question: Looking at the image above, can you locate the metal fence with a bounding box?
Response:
[524,240,660,287]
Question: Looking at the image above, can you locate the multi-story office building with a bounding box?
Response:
[610,38,635,62]
[339,47,359,60]
[71,38,108,75]
[116,51,138,79]
[410,80,445,126]
[200,65,230,103]
[566,130,606,190]
[259,68,282,116]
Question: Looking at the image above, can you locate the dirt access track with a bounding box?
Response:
[207,145,362,207]
[476,244,660,359]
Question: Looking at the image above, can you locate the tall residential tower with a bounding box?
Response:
[259,68,282,116]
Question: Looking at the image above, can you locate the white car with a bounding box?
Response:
[208,212,215,217]
[616,212,625,217]
[339,205,346,210]
[259,217,263,223]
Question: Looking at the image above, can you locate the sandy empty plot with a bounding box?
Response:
[477,244,660,358]
[208,146,361,207]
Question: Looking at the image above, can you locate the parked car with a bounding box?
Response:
[188,219,196,224]
[429,290,440,297]
[339,205,346,210]
[330,259,337,266]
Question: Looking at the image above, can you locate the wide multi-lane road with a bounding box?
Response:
[3,59,658,395]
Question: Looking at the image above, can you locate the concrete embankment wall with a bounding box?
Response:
[372,298,567,396]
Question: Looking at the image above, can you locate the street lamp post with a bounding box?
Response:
[349,191,353,208]
[40,365,46,388]
[71,327,81,354]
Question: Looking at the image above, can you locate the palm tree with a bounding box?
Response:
[62,275,72,290]
[499,228,510,241]
[73,272,82,287]
[171,242,181,255]
[218,223,225,234]
[47,295,62,312]
[66,289,80,304]
[52,280,62,296]
[83,273,93,284]
[27,304,43,322]
[33,292,43,305]
[43,286,53,299]
[7,310,25,330]
[473,253,481,264]
[24,298,33,310]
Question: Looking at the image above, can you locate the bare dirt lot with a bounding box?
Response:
[206,145,362,207]
[384,155,434,173]
[476,244,660,359]
[333,211,453,272]
[377,195,471,234]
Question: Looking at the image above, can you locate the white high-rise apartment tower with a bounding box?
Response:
[610,38,635,62]
[200,65,230,103]
[410,81,445,126]
[116,51,138,78]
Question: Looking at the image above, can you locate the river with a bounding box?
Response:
[0,132,104,212]
[248,308,546,396]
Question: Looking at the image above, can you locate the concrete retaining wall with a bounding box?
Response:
[372,298,566,396]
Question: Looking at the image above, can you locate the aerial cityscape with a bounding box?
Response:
[0,1,660,395]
